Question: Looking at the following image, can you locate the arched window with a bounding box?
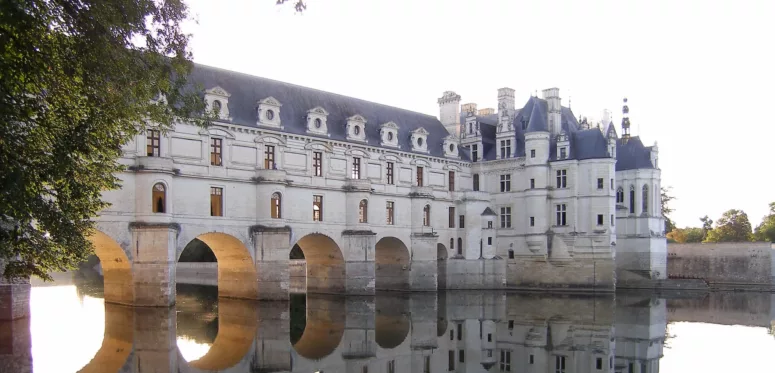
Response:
[212,99,222,112]
[423,205,431,227]
[359,199,368,223]
[457,238,463,255]
[271,192,282,219]
[450,238,454,250]
[152,183,166,213]
[642,185,649,214]
[616,187,624,204]
[629,185,636,214]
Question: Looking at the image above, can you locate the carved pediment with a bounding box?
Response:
[381,121,399,129]
[259,96,282,107]
[206,86,230,97]
[308,106,329,116]
[348,114,367,123]
[412,127,429,136]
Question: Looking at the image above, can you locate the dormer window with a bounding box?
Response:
[212,100,222,112]
[205,86,231,121]
[380,121,399,147]
[556,131,570,161]
[443,135,460,158]
[410,127,429,153]
[266,110,274,120]
[257,96,282,129]
[306,107,329,136]
[388,132,394,140]
[346,114,367,142]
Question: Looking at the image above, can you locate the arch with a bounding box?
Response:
[199,126,236,139]
[437,243,448,290]
[642,184,649,214]
[345,147,370,159]
[375,294,410,349]
[271,192,282,219]
[292,295,346,360]
[152,182,166,213]
[76,304,134,373]
[179,232,258,299]
[253,133,286,146]
[375,237,411,291]
[293,233,346,293]
[359,199,368,223]
[423,205,431,226]
[184,298,258,371]
[88,230,133,305]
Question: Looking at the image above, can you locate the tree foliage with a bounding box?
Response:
[276,0,307,12]
[700,215,713,232]
[0,0,205,279]
[661,186,675,233]
[703,209,753,243]
[666,227,704,243]
[754,202,775,243]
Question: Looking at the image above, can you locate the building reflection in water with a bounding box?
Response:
[3,272,775,373]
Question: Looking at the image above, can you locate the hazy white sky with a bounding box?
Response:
[182,0,775,228]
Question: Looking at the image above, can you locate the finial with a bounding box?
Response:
[569,96,572,109]
[621,97,631,143]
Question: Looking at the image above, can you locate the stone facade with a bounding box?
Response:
[667,242,775,289]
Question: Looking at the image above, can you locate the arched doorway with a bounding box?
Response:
[375,237,410,291]
[293,234,346,294]
[291,294,345,361]
[178,233,257,300]
[437,243,448,290]
[88,230,133,305]
[375,293,410,349]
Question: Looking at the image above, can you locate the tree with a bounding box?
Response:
[0,0,206,280]
[700,215,713,232]
[666,227,704,243]
[661,186,676,233]
[703,209,753,243]
[276,0,307,12]
[754,202,775,242]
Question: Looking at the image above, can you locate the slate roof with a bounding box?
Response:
[616,136,655,171]
[481,207,497,216]
[188,64,461,159]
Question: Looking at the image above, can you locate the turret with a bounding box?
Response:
[438,91,462,137]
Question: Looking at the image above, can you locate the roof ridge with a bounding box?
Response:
[194,63,439,120]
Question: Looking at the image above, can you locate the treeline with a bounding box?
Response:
[666,203,775,243]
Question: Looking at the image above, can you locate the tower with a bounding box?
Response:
[621,97,631,143]
[438,91,462,137]
[542,88,562,135]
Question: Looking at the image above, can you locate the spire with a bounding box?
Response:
[621,97,631,143]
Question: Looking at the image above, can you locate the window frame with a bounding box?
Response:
[597,214,604,226]
[386,201,394,225]
[597,178,604,189]
[423,204,431,227]
[416,166,424,186]
[449,206,456,228]
[555,204,567,226]
[359,199,368,223]
[147,130,161,157]
[264,144,275,169]
[555,169,567,188]
[473,174,480,191]
[500,207,512,228]
[500,174,511,192]
[210,138,223,166]
[472,144,478,162]
[352,157,361,179]
[386,162,394,184]
[152,183,166,213]
[448,171,455,191]
[210,187,223,217]
[313,151,323,177]
[313,195,323,221]
[271,192,282,219]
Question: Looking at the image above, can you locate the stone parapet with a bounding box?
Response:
[507,257,615,291]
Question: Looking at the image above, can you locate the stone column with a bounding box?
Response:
[254,301,291,372]
[341,231,376,296]
[252,225,291,301]
[409,293,438,350]
[134,307,177,373]
[0,259,30,321]
[410,233,438,291]
[129,222,178,307]
[341,296,376,363]
[0,317,31,373]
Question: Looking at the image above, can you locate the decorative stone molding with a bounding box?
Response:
[306,106,329,136]
[380,121,399,148]
[257,96,282,129]
[410,127,429,153]
[462,114,478,138]
[442,134,459,158]
[205,86,232,121]
[346,114,367,142]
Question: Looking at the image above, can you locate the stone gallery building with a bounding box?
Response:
[91,64,665,305]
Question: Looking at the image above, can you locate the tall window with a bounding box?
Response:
[210,187,223,216]
[473,174,480,191]
[616,187,624,203]
[597,178,604,189]
[152,183,166,213]
[555,355,566,373]
[500,174,511,192]
[386,201,394,225]
[530,149,536,158]
[459,215,465,228]
[449,171,455,191]
[264,145,275,169]
[457,238,462,255]
[423,205,431,226]
[210,138,222,166]
[556,169,567,188]
[313,151,322,176]
[450,238,454,250]
[530,178,535,189]
[352,157,361,179]
[500,207,512,228]
[610,178,614,190]
[500,350,511,372]
[559,147,567,159]
[271,192,281,219]
[147,130,160,157]
[424,356,430,373]
[448,350,455,371]
[629,186,635,213]
[611,214,615,226]
[386,162,394,184]
[359,199,368,223]
[642,185,649,214]
[416,166,424,186]
[387,360,395,373]
[555,204,567,226]
[313,195,323,221]
[449,207,456,228]
[597,214,604,225]
[530,216,535,226]
[472,144,479,162]
[500,139,511,158]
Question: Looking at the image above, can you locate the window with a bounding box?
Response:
[555,204,567,226]
[359,199,368,223]
[500,139,511,158]
[500,207,512,228]
[457,238,462,255]
[530,178,535,189]
[500,350,512,372]
[448,351,455,371]
[147,130,160,157]
[508,250,514,259]
[424,356,430,373]
[449,171,455,191]
[472,145,479,162]
[500,174,511,192]
[555,355,566,373]
[212,100,222,112]
[530,149,536,158]
[210,138,223,166]
[416,166,424,186]
[457,323,462,340]
[529,354,534,364]
[559,147,567,159]
[629,186,635,213]
[271,192,282,219]
[449,207,456,228]
[473,174,480,191]
[530,216,535,227]
[386,162,394,184]
[597,178,604,189]
[386,202,394,225]
[508,320,514,329]
[596,357,603,370]
[597,214,604,225]
[387,360,395,373]
[610,178,614,190]
[488,221,493,229]
[313,151,323,176]
[210,187,223,217]
[152,183,166,213]
[313,195,323,221]
[488,237,492,245]
[488,333,492,342]
[556,169,567,188]
[352,157,361,179]
[450,330,454,340]
[266,109,274,120]
[459,215,465,228]
[642,184,649,214]
[314,118,322,128]
[264,145,275,169]
[616,187,624,203]
[459,350,465,363]
[423,205,430,227]
[362,366,368,373]
[450,238,454,250]
[611,214,615,226]
[628,363,634,373]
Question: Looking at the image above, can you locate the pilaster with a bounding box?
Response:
[341,231,376,296]
[410,233,439,291]
[129,222,179,307]
[251,225,291,301]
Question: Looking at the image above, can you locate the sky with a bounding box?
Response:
[181,0,775,228]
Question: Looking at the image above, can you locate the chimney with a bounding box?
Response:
[438,91,462,136]
[542,88,561,135]
[477,108,495,116]
[461,103,478,116]
[497,88,516,115]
